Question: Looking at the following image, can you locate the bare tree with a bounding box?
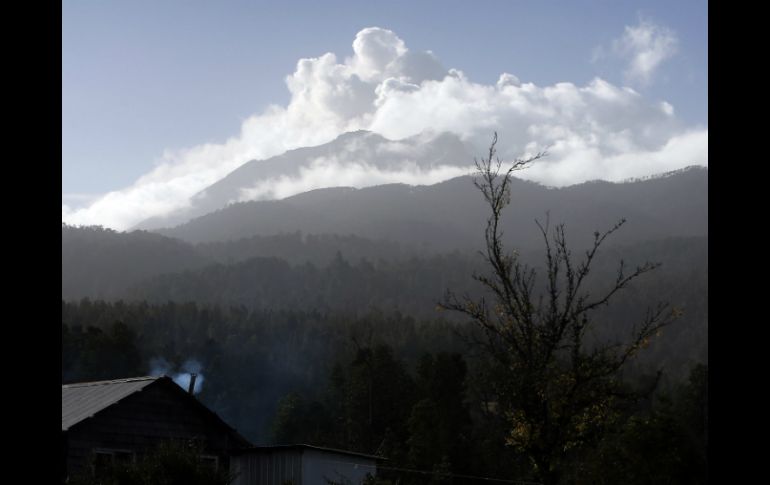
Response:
[442,133,677,485]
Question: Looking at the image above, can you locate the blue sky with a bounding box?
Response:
[62,0,707,229]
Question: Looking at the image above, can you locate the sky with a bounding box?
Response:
[62,0,708,230]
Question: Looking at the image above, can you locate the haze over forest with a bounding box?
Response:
[63,12,707,485]
[62,141,708,454]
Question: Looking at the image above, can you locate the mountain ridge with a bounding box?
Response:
[155,166,708,250]
[134,130,476,230]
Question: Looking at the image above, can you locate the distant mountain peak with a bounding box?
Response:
[133,130,475,231]
[332,129,377,140]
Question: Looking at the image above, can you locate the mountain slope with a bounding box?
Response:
[62,225,209,300]
[134,130,475,230]
[157,166,708,251]
[64,167,707,300]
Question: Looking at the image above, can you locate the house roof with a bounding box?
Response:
[62,376,159,431]
[61,376,251,447]
[235,444,385,461]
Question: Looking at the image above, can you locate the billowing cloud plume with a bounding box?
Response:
[63,26,706,230]
[612,17,679,86]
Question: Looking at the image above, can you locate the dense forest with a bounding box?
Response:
[62,168,707,484]
[61,233,707,483]
[61,299,706,484]
[63,224,707,378]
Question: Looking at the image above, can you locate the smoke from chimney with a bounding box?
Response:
[148,357,205,395]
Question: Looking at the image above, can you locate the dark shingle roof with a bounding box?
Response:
[61,376,252,448]
[61,376,160,431]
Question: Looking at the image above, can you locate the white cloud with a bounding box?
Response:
[63,26,706,231]
[62,192,102,209]
[612,17,679,86]
[524,128,707,186]
[238,156,471,202]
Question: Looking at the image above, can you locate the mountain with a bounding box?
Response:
[63,167,707,300]
[126,235,707,321]
[62,225,426,301]
[134,130,475,230]
[156,166,708,251]
[62,225,208,300]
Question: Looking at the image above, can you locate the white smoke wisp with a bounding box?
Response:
[149,356,172,377]
[148,357,205,395]
[62,26,707,230]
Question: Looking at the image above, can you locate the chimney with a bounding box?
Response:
[188,373,197,394]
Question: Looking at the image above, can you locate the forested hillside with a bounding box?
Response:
[157,167,707,247]
[61,297,707,484]
[62,167,708,484]
[62,233,706,430]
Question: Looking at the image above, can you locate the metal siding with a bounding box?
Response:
[231,450,302,485]
[231,447,380,484]
[303,449,376,485]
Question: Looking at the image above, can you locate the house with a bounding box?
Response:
[230,444,381,485]
[62,376,382,484]
[61,375,251,481]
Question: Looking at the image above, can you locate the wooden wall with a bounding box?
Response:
[64,381,245,479]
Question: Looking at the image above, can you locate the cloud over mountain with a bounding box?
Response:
[63,26,707,230]
[613,17,679,86]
